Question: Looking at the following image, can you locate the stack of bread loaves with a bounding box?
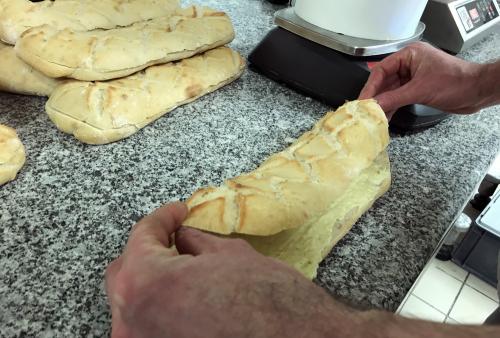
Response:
[0,0,245,184]
[184,100,391,279]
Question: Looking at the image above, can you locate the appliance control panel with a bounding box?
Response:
[455,0,499,33]
[423,0,500,52]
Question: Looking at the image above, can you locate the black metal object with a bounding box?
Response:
[452,223,500,287]
[248,27,450,131]
[471,174,500,210]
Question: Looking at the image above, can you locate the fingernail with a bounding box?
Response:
[177,226,201,236]
[177,226,191,235]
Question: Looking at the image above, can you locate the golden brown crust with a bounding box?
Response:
[238,151,392,279]
[0,42,60,96]
[44,47,246,145]
[0,124,26,186]
[187,198,228,234]
[183,99,390,236]
[0,0,180,45]
[15,6,235,81]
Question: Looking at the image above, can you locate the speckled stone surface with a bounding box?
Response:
[0,1,499,336]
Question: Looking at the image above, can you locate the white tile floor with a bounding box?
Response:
[398,257,499,325]
[397,152,500,325]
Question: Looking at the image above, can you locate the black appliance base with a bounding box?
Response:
[248,27,450,132]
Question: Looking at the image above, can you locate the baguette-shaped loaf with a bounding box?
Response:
[0,124,26,186]
[0,43,60,96]
[0,0,179,45]
[184,100,390,236]
[239,151,391,279]
[15,6,235,81]
[45,47,245,145]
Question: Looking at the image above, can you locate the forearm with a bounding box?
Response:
[355,309,500,338]
[477,60,500,110]
[314,294,500,338]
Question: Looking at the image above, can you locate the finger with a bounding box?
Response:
[375,74,409,118]
[359,52,408,99]
[359,67,385,99]
[110,313,128,338]
[175,227,222,255]
[358,70,401,100]
[105,258,128,338]
[386,110,397,121]
[175,226,252,255]
[374,82,417,113]
[105,256,123,298]
[110,302,129,338]
[124,202,188,256]
[105,258,121,290]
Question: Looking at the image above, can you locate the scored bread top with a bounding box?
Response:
[0,124,26,186]
[0,0,179,45]
[0,42,60,96]
[45,47,245,144]
[15,6,235,81]
[184,100,390,236]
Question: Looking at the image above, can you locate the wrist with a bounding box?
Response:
[356,310,402,338]
[294,293,374,338]
[477,61,500,109]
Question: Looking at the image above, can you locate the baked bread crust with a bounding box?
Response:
[15,6,235,81]
[45,47,245,144]
[184,100,390,236]
[0,124,26,186]
[0,43,60,96]
[0,0,179,45]
[239,151,391,279]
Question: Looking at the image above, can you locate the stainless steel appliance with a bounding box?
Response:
[422,0,500,53]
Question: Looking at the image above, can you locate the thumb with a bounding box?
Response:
[175,226,252,255]
[175,227,225,255]
[122,202,188,261]
[374,82,418,113]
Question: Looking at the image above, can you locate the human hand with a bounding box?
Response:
[104,202,500,338]
[359,42,487,118]
[105,202,355,338]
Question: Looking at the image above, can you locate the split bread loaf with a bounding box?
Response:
[0,124,26,186]
[184,100,390,236]
[16,6,235,81]
[238,151,391,279]
[0,43,60,96]
[45,47,245,145]
[0,0,179,45]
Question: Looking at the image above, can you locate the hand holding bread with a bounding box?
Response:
[182,100,391,278]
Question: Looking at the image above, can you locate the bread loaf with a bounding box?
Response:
[0,43,60,96]
[45,47,245,145]
[239,151,391,279]
[15,6,235,81]
[184,100,390,236]
[0,0,179,45]
[0,124,26,186]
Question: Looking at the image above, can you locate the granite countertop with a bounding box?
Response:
[1,1,499,336]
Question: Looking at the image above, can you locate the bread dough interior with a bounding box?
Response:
[231,152,391,279]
